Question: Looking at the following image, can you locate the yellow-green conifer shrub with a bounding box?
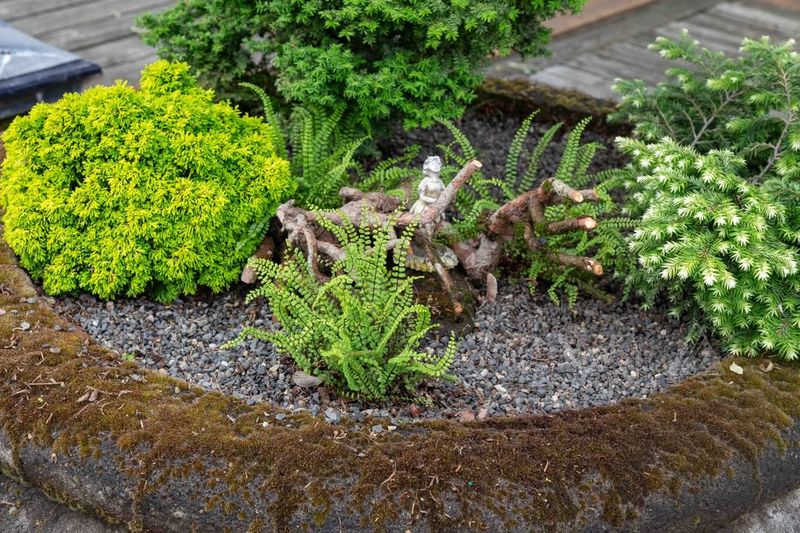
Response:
[0,61,294,302]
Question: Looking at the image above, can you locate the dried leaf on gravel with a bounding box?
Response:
[292,370,322,388]
[457,410,476,422]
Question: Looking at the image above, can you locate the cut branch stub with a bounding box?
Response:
[547,216,598,235]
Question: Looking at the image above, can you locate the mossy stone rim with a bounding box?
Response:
[0,79,797,529]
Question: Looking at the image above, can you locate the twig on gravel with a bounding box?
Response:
[25,380,64,387]
[72,403,93,419]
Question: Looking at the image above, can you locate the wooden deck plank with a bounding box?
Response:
[31,2,173,52]
[566,53,664,85]
[545,0,658,36]
[531,64,617,101]
[90,53,157,88]
[0,0,93,22]
[656,22,743,55]
[595,41,671,78]
[11,0,170,38]
[711,2,800,35]
[77,35,156,70]
[752,0,800,13]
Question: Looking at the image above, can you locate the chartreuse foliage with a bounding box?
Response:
[611,35,800,359]
[226,212,456,400]
[619,139,800,359]
[0,61,294,302]
[242,82,419,208]
[139,0,586,130]
[436,113,631,307]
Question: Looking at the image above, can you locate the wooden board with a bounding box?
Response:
[0,0,91,22]
[490,0,800,103]
[2,0,174,87]
[546,0,659,36]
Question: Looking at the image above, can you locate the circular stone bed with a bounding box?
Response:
[50,101,719,423]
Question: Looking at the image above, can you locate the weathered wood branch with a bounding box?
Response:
[250,160,607,313]
[464,177,604,281]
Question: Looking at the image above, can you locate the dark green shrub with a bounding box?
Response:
[0,61,294,302]
[226,212,456,400]
[139,0,586,130]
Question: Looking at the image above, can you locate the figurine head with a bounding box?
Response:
[423,155,443,179]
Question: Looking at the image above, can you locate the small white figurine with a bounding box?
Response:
[405,155,459,272]
[410,155,444,216]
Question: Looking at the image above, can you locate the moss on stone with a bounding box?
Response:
[478,78,627,134]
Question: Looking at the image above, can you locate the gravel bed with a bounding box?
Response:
[53,282,720,423]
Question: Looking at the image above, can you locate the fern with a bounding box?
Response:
[225,211,457,399]
[434,114,632,306]
[358,144,421,193]
[240,81,287,160]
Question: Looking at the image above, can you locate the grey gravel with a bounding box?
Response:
[53,281,720,422]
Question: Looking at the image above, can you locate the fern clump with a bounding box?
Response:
[243,82,419,208]
[227,212,456,400]
[139,0,586,130]
[619,139,800,359]
[0,61,294,302]
[436,113,631,307]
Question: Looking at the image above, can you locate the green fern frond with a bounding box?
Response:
[240,82,288,159]
[227,211,456,399]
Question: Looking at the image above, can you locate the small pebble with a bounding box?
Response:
[324,408,341,424]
